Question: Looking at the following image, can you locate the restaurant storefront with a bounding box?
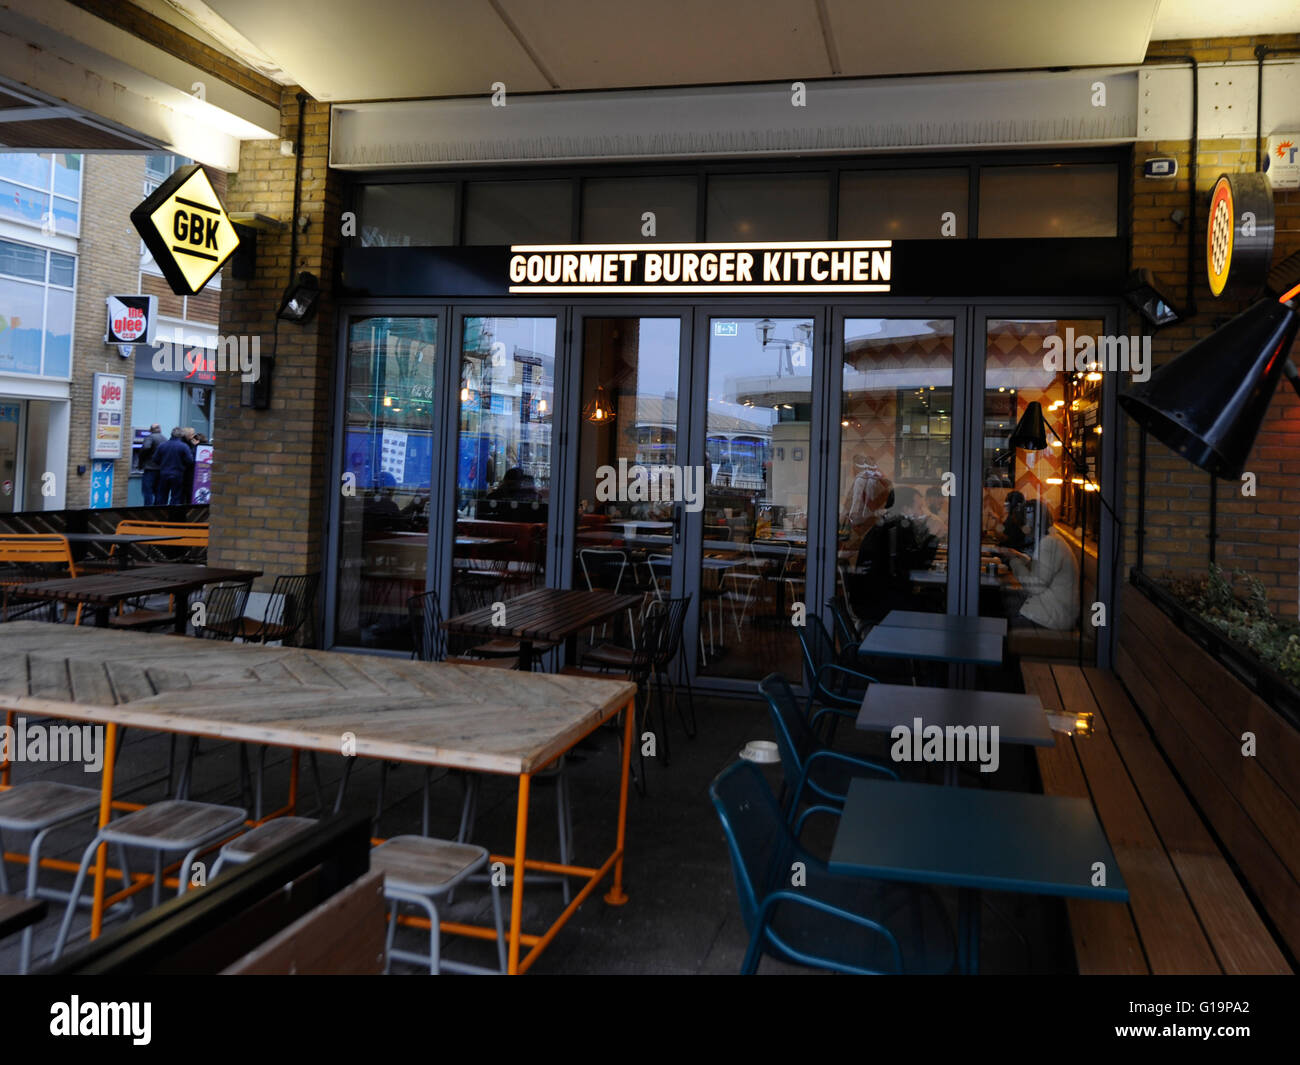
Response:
[325,149,1128,691]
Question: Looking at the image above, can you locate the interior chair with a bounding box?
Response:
[578,548,635,645]
[796,614,879,742]
[710,760,954,974]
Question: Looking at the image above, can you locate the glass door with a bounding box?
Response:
[972,314,1111,661]
[568,313,688,657]
[446,314,558,626]
[334,314,441,651]
[831,315,961,633]
[694,313,818,683]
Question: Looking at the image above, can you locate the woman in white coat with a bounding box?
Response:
[996,500,1078,630]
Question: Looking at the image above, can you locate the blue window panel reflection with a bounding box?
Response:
[53,196,78,234]
[0,155,50,189]
[43,287,72,377]
[0,181,50,227]
[52,154,81,199]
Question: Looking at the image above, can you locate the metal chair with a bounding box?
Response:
[577,548,633,644]
[757,672,897,818]
[0,782,101,972]
[193,581,253,640]
[241,572,321,646]
[372,835,506,974]
[51,799,248,960]
[796,614,879,742]
[709,759,954,974]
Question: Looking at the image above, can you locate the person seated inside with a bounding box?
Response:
[488,467,537,500]
[992,500,1078,630]
[999,490,1029,550]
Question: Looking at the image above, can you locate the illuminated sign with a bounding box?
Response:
[1206,173,1274,299]
[105,295,157,345]
[130,164,239,296]
[507,241,893,294]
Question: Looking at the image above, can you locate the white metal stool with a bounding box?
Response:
[372,835,506,975]
[51,799,247,960]
[0,782,101,973]
[210,816,316,878]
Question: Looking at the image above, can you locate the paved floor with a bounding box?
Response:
[1,674,1074,975]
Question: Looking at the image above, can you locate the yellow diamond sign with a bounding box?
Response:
[130,164,239,296]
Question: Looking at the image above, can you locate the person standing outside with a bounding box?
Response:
[156,427,194,506]
[138,423,166,505]
[179,427,198,505]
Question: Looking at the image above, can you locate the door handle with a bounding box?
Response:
[672,504,683,546]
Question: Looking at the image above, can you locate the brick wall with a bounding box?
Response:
[1126,34,1300,617]
[70,154,146,508]
[210,89,342,588]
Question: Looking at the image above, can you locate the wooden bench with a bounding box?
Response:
[1021,602,1296,972]
[0,534,78,620]
[0,893,47,941]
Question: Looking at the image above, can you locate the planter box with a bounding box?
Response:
[1129,570,1300,733]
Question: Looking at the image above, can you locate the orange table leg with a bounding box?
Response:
[1,709,13,786]
[508,773,531,975]
[605,696,635,905]
[89,721,118,939]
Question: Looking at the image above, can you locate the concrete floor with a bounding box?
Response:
[1,678,1074,975]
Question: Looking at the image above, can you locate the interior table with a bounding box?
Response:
[856,684,1053,784]
[445,587,644,671]
[879,609,1008,637]
[0,621,638,975]
[13,564,262,633]
[828,777,1128,973]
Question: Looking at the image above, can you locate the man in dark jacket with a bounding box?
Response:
[156,427,194,506]
[138,423,165,505]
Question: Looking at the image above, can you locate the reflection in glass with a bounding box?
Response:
[838,319,954,627]
[698,317,813,681]
[839,169,968,239]
[336,316,439,650]
[450,317,556,634]
[980,319,1104,663]
[572,319,682,648]
[978,165,1118,238]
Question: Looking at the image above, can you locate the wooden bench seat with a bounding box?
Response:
[1023,658,1292,973]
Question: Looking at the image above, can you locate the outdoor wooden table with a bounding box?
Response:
[0,621,638,975]
[445,587,644,670]
[828,777,1128,973]
[856,684,1054,784]
[59,533,182,570]
[13,564,262,633]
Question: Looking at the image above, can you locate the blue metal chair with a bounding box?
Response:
[797,614,877,741]
[758,672,897,816]
[709,760,954,974]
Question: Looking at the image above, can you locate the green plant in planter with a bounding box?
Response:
[1160,565,1300,688]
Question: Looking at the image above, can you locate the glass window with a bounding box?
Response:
[464,181,573,245]
[0,154,50,188]
[581,177,697,242]
[839,319,955,625]
[52,154,81,199]
[697,316,814,681]
[337,316,440,651]
[839,169,968,239]
[0,401,20,515]
[145,154,176,181]
[49,252,75,288]
[978,164,1118,238]
[0,240,46,282]
[450,316,556,640]
[355,183,455,246]
[0,182,49,229]
[52,197,78,235]
[42,287,72,378]
[181,384,213,441]
[706,174,829,241]
[0,277,45,375]
[978,319,1105,659]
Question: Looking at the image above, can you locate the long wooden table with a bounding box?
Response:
[0,621,638,974]
[13,564,262,633]
[446,587,644,670]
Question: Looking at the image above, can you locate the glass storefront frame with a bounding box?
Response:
[324,295,1124,687]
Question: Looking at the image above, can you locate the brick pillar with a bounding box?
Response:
[211,89,342,589]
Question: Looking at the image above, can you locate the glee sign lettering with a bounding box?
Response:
[507,241,893,294]
[130,164,239,296]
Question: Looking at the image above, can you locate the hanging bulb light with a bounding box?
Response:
[584,383,615,423]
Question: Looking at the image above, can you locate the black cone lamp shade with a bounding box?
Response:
[1118,298,1299,479]
[1008,401,1049,451]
